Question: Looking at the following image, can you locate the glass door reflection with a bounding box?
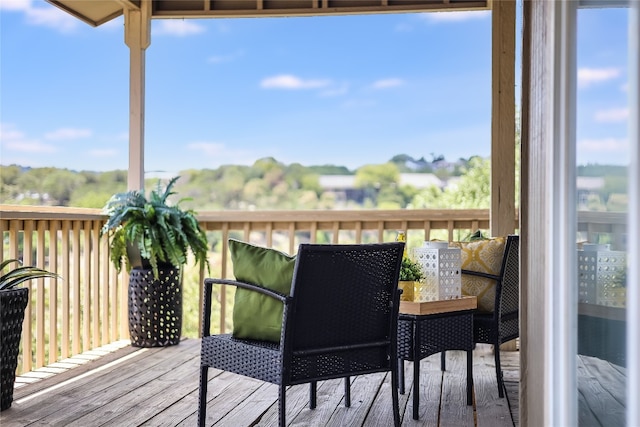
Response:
[575,5,629,425]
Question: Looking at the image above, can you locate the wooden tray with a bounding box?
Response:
[400,296,477,315]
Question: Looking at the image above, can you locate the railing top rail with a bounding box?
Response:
[0,205,104,220]
[196,208,492,223]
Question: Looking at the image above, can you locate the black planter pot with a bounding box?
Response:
[128,266,183,348]
[1,287,29,411]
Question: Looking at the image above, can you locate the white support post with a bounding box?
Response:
[490,0,517,237]
[124,0,151,191]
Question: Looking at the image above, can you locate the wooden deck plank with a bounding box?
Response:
[81,354,201,426]
[24,343,196,426]
[323,372,387,426]
[472,345,515,427]
[401,353,442,425]
[1,338,523,427]
[439,351,474,427]
[501,349,520,427]
[577,355,626,427]
[279,379,347,427]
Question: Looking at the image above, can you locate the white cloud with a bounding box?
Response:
[5,139,57,153]
[0,123,24,140]
[578,137,628,153]
[371,78,404,89]
[421,10,491,23]
[1,0,80,33]
[27,4,78,32]
[578,67,621,88]
[0,0,31,11]
[260,74,331,90]
[44,128,92,141]
[0,123,58,154]
[154,20,206,36]
[594,108,629,123]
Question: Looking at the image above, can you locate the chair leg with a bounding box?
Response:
[344,376,351,407]
[279,383,287,427]
[198,366,208,427]
[494,343,505,398]
[309,381,317,409]
[390,366,400,427]
[398,359,405,394]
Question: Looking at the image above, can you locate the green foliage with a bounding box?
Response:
[354,163,400,189]
[399,257,424,281]
[613,269,626,288]
[410,156,490,209]
[0,259,60,291]
[1,166,127,207]
[578,164,627,177]
[307,165,352,175]
[100,176,210,279]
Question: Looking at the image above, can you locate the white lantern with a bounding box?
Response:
[412,241,461,302]
[578,244,626,307]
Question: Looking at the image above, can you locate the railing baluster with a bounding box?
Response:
[72,221,81,355]
[61,220,71,359]
[23,220,34,372]
[100,230,110,345]
[36,221,46,368]
[49,221,59,365]
[91,222,101,348]
[83,220,91,353]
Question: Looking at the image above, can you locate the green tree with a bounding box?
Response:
[42,169,86,205]
[354,163,400,205]
[0,165,22,202]
[411,156,490,209]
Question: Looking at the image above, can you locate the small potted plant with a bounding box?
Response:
[398,257,424,302]
[101,176,210,347]
[1,259,59,411]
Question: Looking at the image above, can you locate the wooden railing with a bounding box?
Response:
[2,205,624,377]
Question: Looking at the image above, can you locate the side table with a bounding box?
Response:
[397,296,477,420]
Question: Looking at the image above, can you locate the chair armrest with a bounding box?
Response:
[204,278,289,302]
[461,269,501,282]
[202,278,290,337]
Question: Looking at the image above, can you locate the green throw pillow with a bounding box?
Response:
[229,239,296,342]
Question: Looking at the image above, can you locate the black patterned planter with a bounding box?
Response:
[128,267,182,347]
[1,287,29,411]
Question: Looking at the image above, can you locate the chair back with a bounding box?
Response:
[495,234,519,341]
[282,242,404,383]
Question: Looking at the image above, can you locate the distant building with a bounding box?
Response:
[319,173,444,204]
[398,174,443,189]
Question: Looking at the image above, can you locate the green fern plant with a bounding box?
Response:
[100,176,210,279]
[0,259,60,291]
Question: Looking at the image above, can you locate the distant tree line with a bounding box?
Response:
[0,154,626,212]
[0,154,472,210]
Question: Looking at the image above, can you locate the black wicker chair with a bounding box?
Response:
[198,242,405,427]
[463,234,519,398]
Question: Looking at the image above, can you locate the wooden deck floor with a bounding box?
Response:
[1,339,519,426]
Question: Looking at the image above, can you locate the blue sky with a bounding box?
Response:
[0,1,630,174]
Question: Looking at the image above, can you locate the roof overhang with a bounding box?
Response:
[46,0,491,27]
